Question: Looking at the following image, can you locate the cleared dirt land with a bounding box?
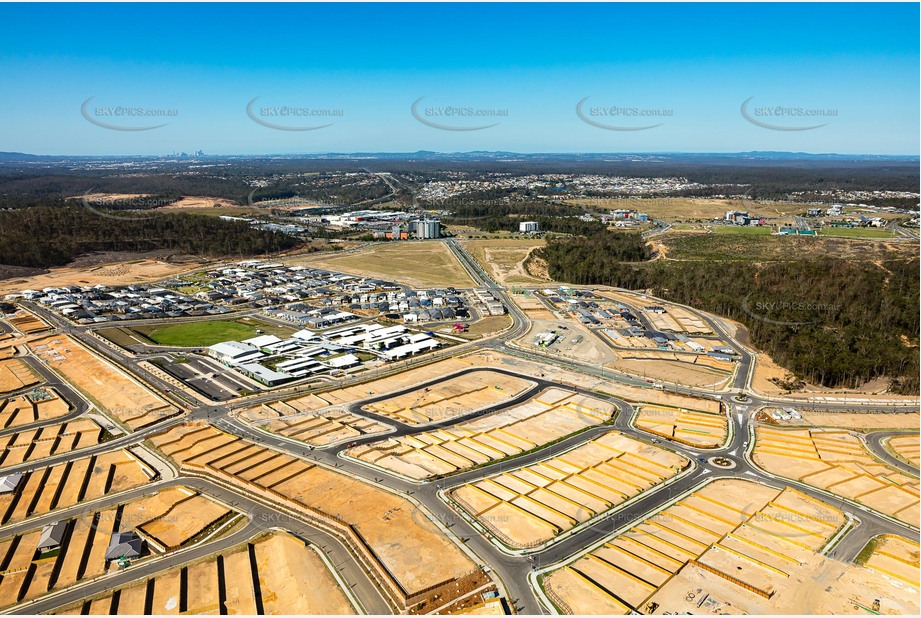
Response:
[0,359,40,394]
[643,532,919,615]
[459,238,547,285]
[151,424,475,602]
[347,388,617,480]
[566,197,802,221]
[0,486,232,610]
[541,478,845,615]
[451,349,724,414]
[0,418,104,470]
[764,409,921,432]
[0,449,154,526]
[0,389,70,430]
[451,432,688,549]
[239,402,390,447]
[52,531,354,615]
[0,257,207,296]
[605,357,732,389]
[886,435,920,468]
[753,427,919,527]
[296,242,476,288]
[362,370,534,425]
[524,319,616,366]
[634,405,728,448]
[3,311,49,335]
[27,335,179,430]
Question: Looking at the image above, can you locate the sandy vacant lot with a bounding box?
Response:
[152,424,474,598]
[53,531,354,615]
[296,242,476,288]
[0,417,103,470]
[363,370,534,425]
[4,311,49,335]
[0,389,70,429]
[28,335,178,430]
[0,449,152,526]
[0,359,40,394]
[606,357,731,389]
[348,387,617,479]
[0,258,207,296]
[0,486,233,610]
[240,402,390,447]
[459,238,547,285]
[753,427,919,527]
[451,432,688,548]
[766,409,920,432]
[542,478,846,615]
[635,405,728,448]
[887,435,920,468]
[644,532,919,616]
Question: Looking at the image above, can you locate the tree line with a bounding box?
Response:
[537,235,919,393]
[0,207,299,269]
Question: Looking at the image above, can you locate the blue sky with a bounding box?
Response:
[0,2,918,155]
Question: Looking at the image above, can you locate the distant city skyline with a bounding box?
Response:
[1,2,918,156]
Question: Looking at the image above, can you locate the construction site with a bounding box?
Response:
[449,432,689,549]
[0,359,40,394]
[361,370,534,426]
[886,435,920,467]
[0,450,156,526]
[752,427,920,527]
[51,531,355,615]
[346,388,617,480]
[239,403,391,447]
[0,487,237,610]
[27,336,179,430]
[0,418,107,470]
[0,389,71,430]
[539,478,848,615]
[633,405,729,448]
[149,423,479,611]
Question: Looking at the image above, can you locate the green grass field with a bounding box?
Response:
[713,225,774,235]
[134,318,294,347]
[819,227,893,238]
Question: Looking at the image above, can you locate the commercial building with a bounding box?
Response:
[519,221,539,233]
[412,219,442,239]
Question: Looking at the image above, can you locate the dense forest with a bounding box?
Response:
[537,235,919,393]
[0,207,299,268]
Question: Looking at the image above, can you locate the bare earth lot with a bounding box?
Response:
[753,426,919,527]
[295,242,476,288]
[52,531,354,615]
[348,387,617,480]
[451,432,688,548]
[541,478,847,615]
[28,335,178,430]
[151,424,475,602]
[634,405,728,448]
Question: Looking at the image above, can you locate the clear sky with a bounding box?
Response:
[0,2,918,155]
